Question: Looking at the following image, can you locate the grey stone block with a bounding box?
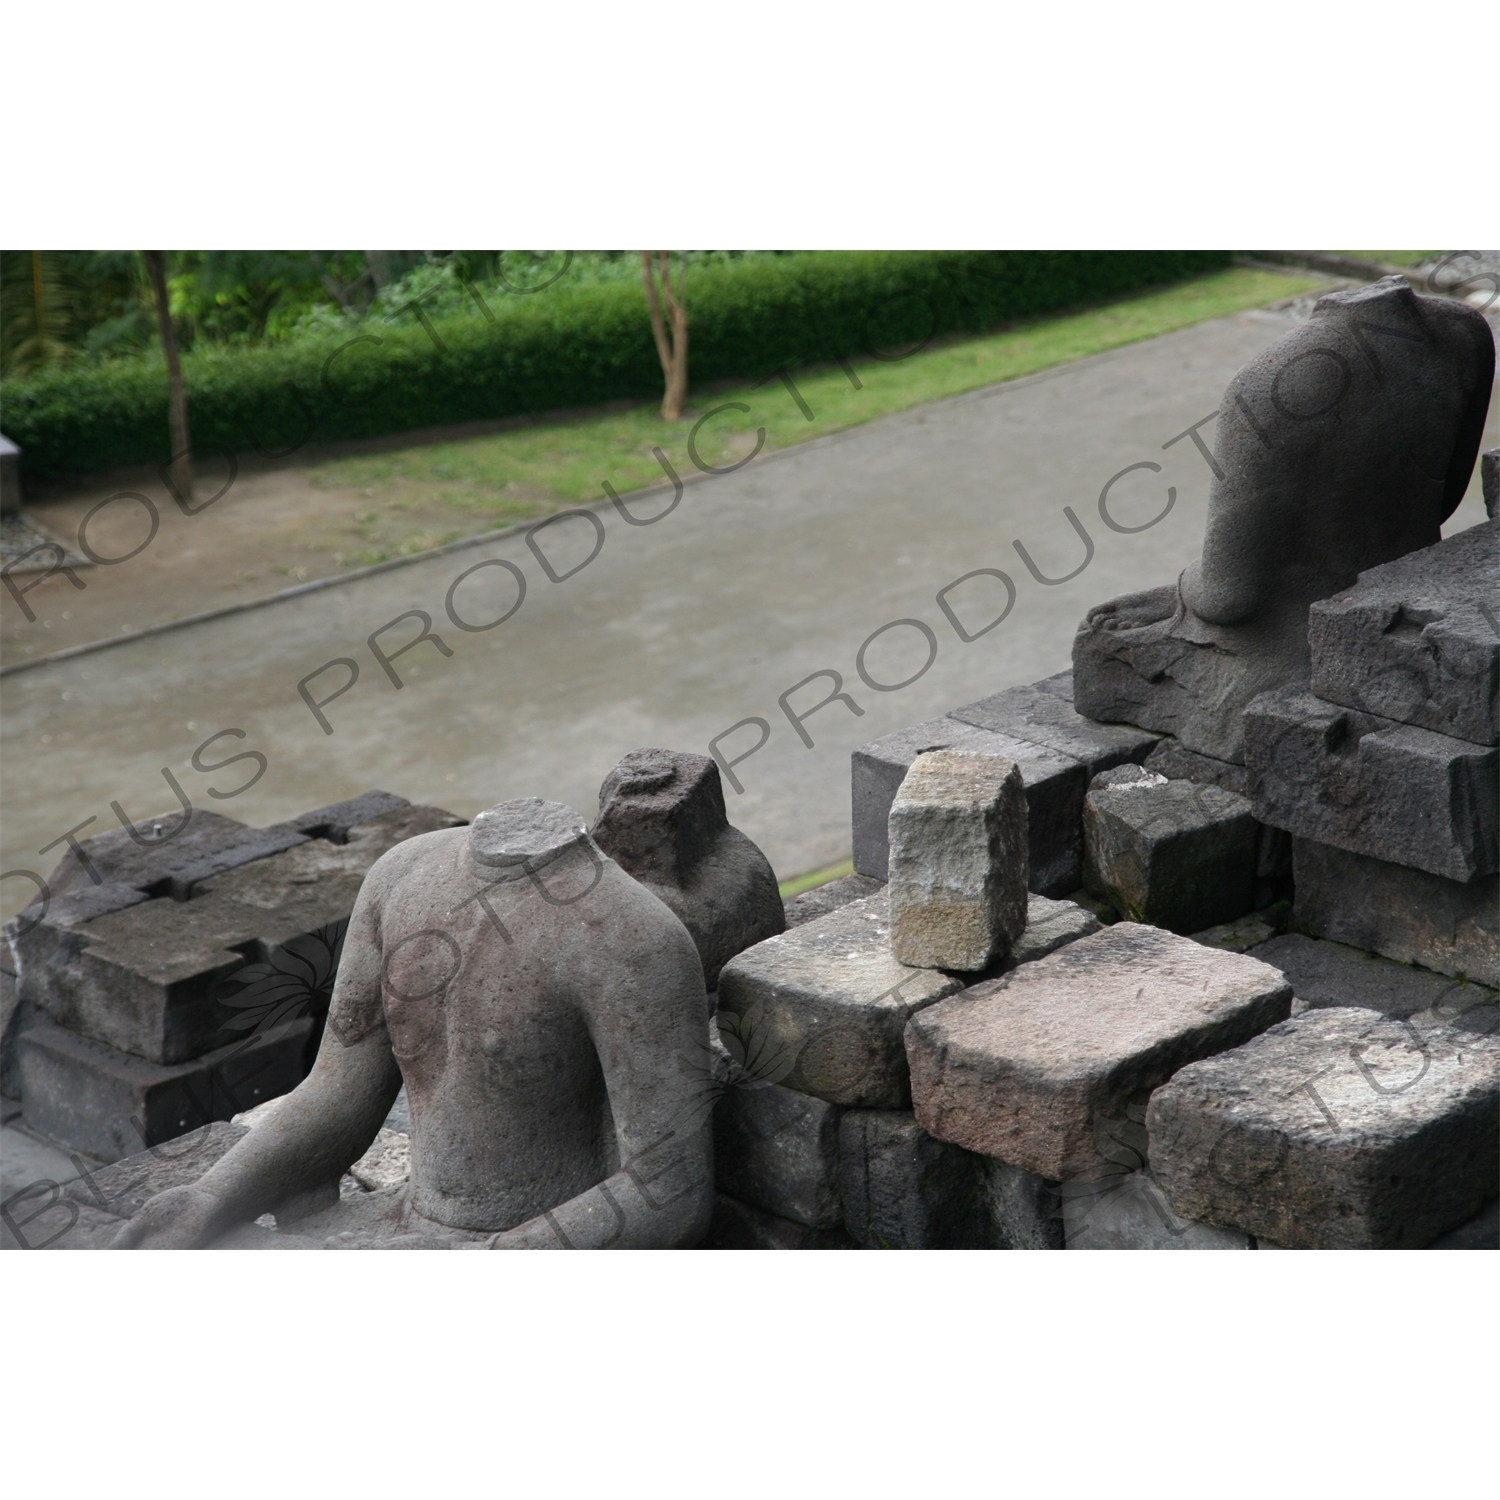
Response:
[1191,911,1281,955]
[888,751,1028,972]
[715,891,963,1109]
[784,872,885,928]
[1309,519,1498,745]
[1142,737,1251,795]
[12,805,463,1066]
[982,1156,1065,1249]
[1062,1168,1254,1249]
[713,1079,843,1228]
[1293,836,1500,988]
[838,1108,994,1248]
[1244,686,1498,883]
[1002,894,1102,969]
[592,748,785,988]
[17,1015,316,1162]
[852,678,1159,895]
[59,1118,248,1219]
[906,922,1292,1180]
[1083,768,1260,933]
[276,789,412,842]
[1244,933,1497,1033]
[1,1188,126,1250]
[701,1193,856,1249]
[832,1113,1061,1249]
[1427,1198,1498,1249]
[1147,1007,1500,1249]
[853,716,1076,894]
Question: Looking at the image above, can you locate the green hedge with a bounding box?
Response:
[1,251,1230,478]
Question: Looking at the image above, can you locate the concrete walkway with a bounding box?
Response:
[4,299,1494,917]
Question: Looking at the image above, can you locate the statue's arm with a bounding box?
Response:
[490,914,715,1250]
[112,878,403,1248]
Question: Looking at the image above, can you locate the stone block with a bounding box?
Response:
[17,1015,316,1162]
[1142,737,1251,795]
[851,678,1159,895]
[784,872,885,929]
[1427,1198,1498,1249]
[982,1156,1065,1250]
[1061,1168,1254,1249]
[715,892,963,1109]
[1308,519,1498,745]
[1,1187,126,1251]
[838,1108,994,1248]
[1148,1008,1500,1249]
[906,922,1292,1180]
[348,1128,411,1193]
[1082,767,1260,933]
[1191,911,1281,955]
[1244,933,1497,1033]
[888,751,1028,972]
[1244,686,1497,883]
[276,789,413,842]
[30,808,310,910]
[713,1079,844,1228]
[1293,836,1500,988]
[1002,894,1102,969]
[701,1193,856,1249]
[12,804,462,1065]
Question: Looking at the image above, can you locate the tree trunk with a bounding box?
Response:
[145,250,193,504]
[642,251,689,420]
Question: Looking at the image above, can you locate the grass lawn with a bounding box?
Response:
[310,264,1323,565]
[1332,251,1436,266]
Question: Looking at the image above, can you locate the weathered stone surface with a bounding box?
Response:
[592,748,784,988]
[784,872,885,929]
[1002,894,1102,970]
[838,1108,993,1248]
[1245,686,1497,883]
[18,1015,316,1162]
[888,751,1028,972]
[1,1188,126,1250]
[59,1119,248,1220]
[1062,1168,1254,1249]
[1147,1007,1500,1249]
[1293,836,1499,987]
[348,1127,412,1193]
[713,1079,843,1228]
[906,923,1292,1180]
[982,1156,1065,1249]
[852,678,1159,895]
[29,809,310,910]
[275,790,413,842]
[1073,278,1495,764]
[1244,933,1497,1032]
[1143,737,1251,795]
[1083,767,1260,933]
[701,1193,856,1249]
[11,804,463,1066]
[1428,1198,1499,1249]
[1191,911,1281,955]
[0,961,20,1099]
[1309,519,1498,745]
[716,892,963,1109]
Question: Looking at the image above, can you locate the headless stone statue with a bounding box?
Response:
[591,748,785,991]
[1073,276,1494,764]
[112,797,717,1249]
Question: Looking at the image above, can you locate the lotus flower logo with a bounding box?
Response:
[218,920,348,1051]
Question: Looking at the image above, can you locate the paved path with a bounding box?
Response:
[4,301,1494,918]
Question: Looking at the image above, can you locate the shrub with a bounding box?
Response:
[1,251,1229,478]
